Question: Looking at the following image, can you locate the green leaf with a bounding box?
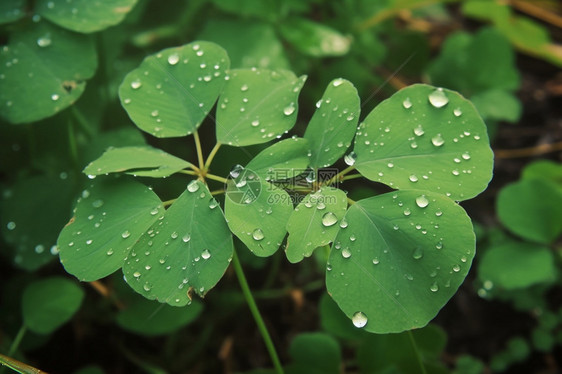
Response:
[326,190,475,333]
[497,179,562,244]
[58,178,164,281]
[123,181,234,306]
[354,84,493,201]
[198,19,289,70]
[285,188,347,263]
[470,89,521,123]
[22,277,84,334]
[427,27,519,94]
[304,78,360,168]
[0,0,25,25]
[215,68,306,146]
[245,137,310,180]
[119,42,230,138]
[225,178,293,257]
[0,21,96,124]
[1,175,75,271]
[285,333,341,374]
[478,242,556,289]
[116,297,203,336]
[522,160,562,193]
[319,293,367,340]
[83,146,192,178]
[279,18,351,57]
[36,0,138,33]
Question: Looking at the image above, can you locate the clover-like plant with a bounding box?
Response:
[56,41,493,368]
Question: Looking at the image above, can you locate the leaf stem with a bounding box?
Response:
[70,106,95,139]
[0,352,46,374]
[193,131,205,170]
[210,189,225,196]
[178,169,199,176]
[0,325,28,374]
[205,173,228,184]
[340,173,363,182]
[326,165,356,186]
[204,143,222,171]
[8,325,26,357]
[407,330,427,374]
[231,250,284,374]
[162,199,176,207]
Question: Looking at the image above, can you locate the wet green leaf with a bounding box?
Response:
[304,78,360,168]
[22,277,84,334]
[0,0,25,25]
[285,188,347,263]
[0,21,96,124]
[478,241,556,289]
[123,181,233,306]
[245,137,310,180]
[215,68,306,146]
[319,293,367,340]
[36,0,138,33]
[279,18,351,57]
[119,42,229,138]
[117,297,203,336]
[354,84,493,201]
[497,178,562,244]
[58,178,164,281]
[326,190,475,333]
[225,179,292,257]
[83,146,192,178]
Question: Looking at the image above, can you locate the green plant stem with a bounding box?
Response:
[0,353,45,374]
[407,330,427,374]
[204,143,222,170]
[8,325,26,357]
[341,173,363,182]
[347,197,356,206]
[178,169,199,176]
[205,173,228,184]
[326,165,356,186]
[231,250,284,374]
[193,131,205,170]
[162,199,176,207]
[0,325,28,374]
[210,189,225,196]
[71,106,95,139]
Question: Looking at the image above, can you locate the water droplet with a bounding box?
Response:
[409,175,418,183]
[201,249,211,260]
[229,164,244,178]
[143,283,151,292]
[283,104,295,116]
[402,97,412,109]
[240,84,248,92]
[372,257,380,265]
[452,264,461,272]
[151,110,159,117]
[50,246,59,255]
[430,282,439,292]
[428,88,449,108]
[342,248,352,258]
[168,53,179,65]
[122,230,131,239]
[453,107,462,117]
[387,162,394,168]
[339,219,348,228]
[171,232,178,239]
[187,180,199,192]
[106,249,114,256]
[412,247,424,260]
[86,239,93,245]
[252,228,264,241]
[92,199,104,208]
[332,78,344,87]
[349,235,356,242]
[51,93,59,101]
[414,124,424,136]
[410,141,418,149]
[435,241,443,250]
[251,119,260,127]
[352,311,368,328]
[344,151,357,166]
[321,212,338,227]
[182,234,191,243]
[34,244,44,254]
[208,199,219,209]
[6,221,16,230]
[133,271,141,279]
[37,34,52,47]
[452,169,460,176]
[415,195,429,208]
[431,134,445,147]
[131,79,142,89]
[403,208,411,216]
[462,152,471,160]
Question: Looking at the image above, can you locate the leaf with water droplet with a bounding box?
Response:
[245,137,310,180]
[216,68,306,146]
[0,20,95,124]
[285,188,347,263]
[304,78,360,168]
[123,181,233,305]
[326,190,475,333]
[279,18,350,57]
[225,180,293,256]
[22,276,84,334]
[354,84,493,201]
[83,146,192,178]
[119,41,229,138]
[36,0,138,33]
[58,179,164,281]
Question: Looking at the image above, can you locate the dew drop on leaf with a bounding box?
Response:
[409,175,418,183]
[430,282,439,292]
[373,257,380,265]
[229,164,244,178]
[187,180,199,192]
[167,53,179,65]
[341,248,351,258]
[37,34,52,47]
[332,78,344,87]
[182,234,191,243]
[344,151,357,166]
[321,212,338,227]
[133,271,141,279]
[462,152,471,160]
[251,119,260,127]
[201,249,211,260]
[431,134,445,147]
[121,230,131,239]
[403,208,411,216]
[412,246,424,260]
[283,104,295,116]
[352,311,368,328]
[131,79,142,89]
[208,199,219,209]
[415,195,429,208]
[428,88,448,108]
[252,228,264,241]
[339,218,348,229]
[453,107,462,117]
[413,124,424,136]
[402,97,412,109]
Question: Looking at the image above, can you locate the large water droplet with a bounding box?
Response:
[339,218,348,228]
[412,247,424,260]
[229,164,244,178]
[168,53,179,65]
[187,180,199,192]
[430,282,439,292]
[321,212,338,227]
[428,88,449,108]
[201,249,211,260]
[344,151,357,166]
[453,107,462,117]
[122,230,131,239]
[414,124,424,136]
[462,152,471,160]
[131,79,142,89]
[252,228,264,241]
[403,208,411,216]
[352,311,368,328]
[415,195,429,208]
[402,97,412,109]
[431,134,445,147]
[409,175,418,183]
[341,248,352,258]
[283,104,295,116]
[372,257,380,265]
[182,234,191,243]
[332,78,344,87]
[133,271,141,279]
